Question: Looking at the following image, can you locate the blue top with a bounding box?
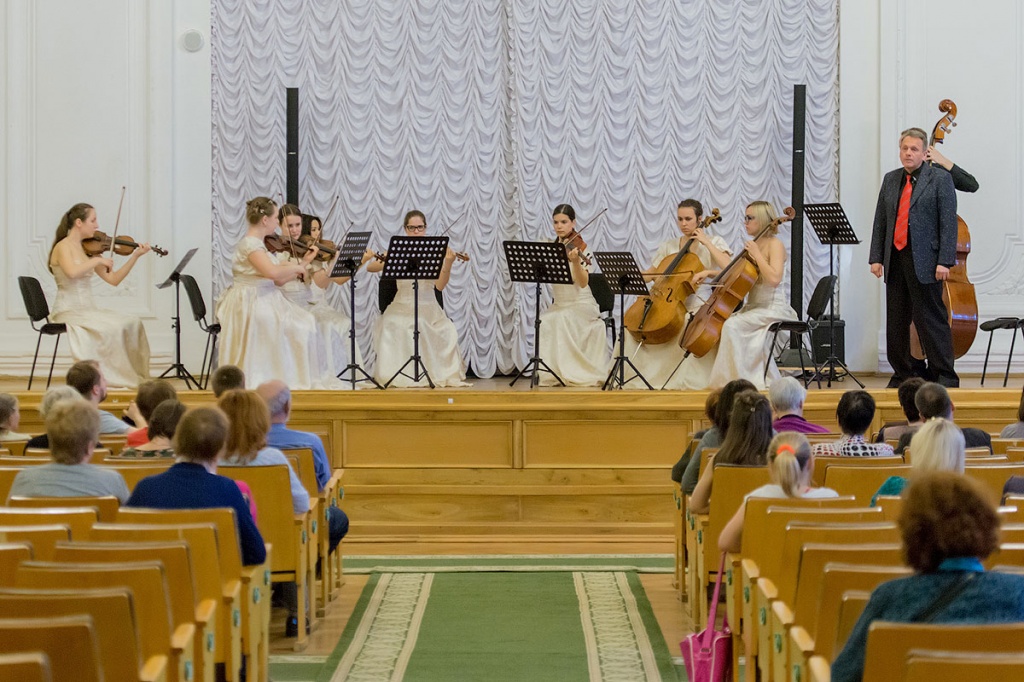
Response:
[126,462,267,566]
[870,475,908,506]
[266,423,330,491]
[831,566,1024,682]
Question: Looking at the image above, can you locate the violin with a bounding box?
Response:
[680,207,795,357]
[297,235,337,262]
[623,208,722,345]
[264,233,313,258]
[558,208,607,267]
[82,231,167,257]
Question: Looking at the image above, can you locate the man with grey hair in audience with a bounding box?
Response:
[769,376,830,434]
[258,380,348,552]
[894,381,991,455]
[25,385,86,450]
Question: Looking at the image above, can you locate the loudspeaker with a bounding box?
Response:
[286,88,299,205]
[811,318,845,364]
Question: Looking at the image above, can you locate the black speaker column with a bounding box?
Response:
[286,87,299,206]
[790,84,806,347]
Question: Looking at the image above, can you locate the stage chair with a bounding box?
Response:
[181,274,221,390]
[0,587,168,682]
[17,276,67,391]
[0,508,96,540]
[7,496,119,523]
[823,465,912,505]
[0,615,100,682]
[15,560,193,682]
[811,455,904,486]
[219,465,312,650]
[862,622,1024,682]
[53,541,214,682]
[965,464,1024,502]
[0,526,69,563]
[978,316,1023,387]
[903,649,1024,682]
[0,651,52,682]
[765,275,835,388]
[116,508,266,682]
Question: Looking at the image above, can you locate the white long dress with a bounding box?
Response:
[372,279,467,388]
[216,237,323,390]
[621,235,731,390]
[538,270,609,387]
[706,277,797,390]
[49,265,151,388]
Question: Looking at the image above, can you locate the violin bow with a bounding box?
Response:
[321,195,341,236]
[109,186,126,260]
[437,211,466,239]
[574,207,608,236]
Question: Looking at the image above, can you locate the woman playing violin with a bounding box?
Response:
[538,203,609,387]
[47,202,153,387]
[367,210,467,387]
[215,197,325,389]
[705,201,797,390]
[624,199,733,389]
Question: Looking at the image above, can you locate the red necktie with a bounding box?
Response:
[893,175,912,251]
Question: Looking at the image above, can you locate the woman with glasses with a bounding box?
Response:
[705,201,797,390]
[367,210,467,387]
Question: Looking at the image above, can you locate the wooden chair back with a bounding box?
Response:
[792,543,903,627]
[862,623,1024,682]
[0,457,49,466]
[705,465,770,564]
[0,651,52,682]
[876,495,902,520]
[0,543,33,584]
[281,448,319,500]
[812,455,904,486]
[7,496,119,523]
[740,497,859,567]
[0,467,24,502]
[697,447,720,478]
[903,649,1024,682]
[965,464,1024,502]
[992,438,1024,455]
[823,465,912,505]
[103,465,170,492]
[0,441,29,457]
[997,523,1024,544]
[804,433,843,444]
[22,448,111,461]
[97,437,127,456]
[0,615,100,682]
[0,526,69,563]
[834,589,872,661]
[0,508,96,539]
[1005,447,1024,463]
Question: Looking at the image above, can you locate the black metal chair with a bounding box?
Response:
[378,277,444,313]
[17,276,67,390]
[180,274,221,390]
[765,275,837,389]
[979,317,1024,387]
[587,272,617,345]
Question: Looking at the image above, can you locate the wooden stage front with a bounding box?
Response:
[9,382,1023,546]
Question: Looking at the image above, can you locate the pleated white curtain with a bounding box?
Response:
[211,0,838,378]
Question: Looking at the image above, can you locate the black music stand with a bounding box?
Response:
[594,252,653,390]
[503,241,574,388]
[380,235,450,388]
[157,248,200,389]
[329,231,381,389]
[804,203,864,388]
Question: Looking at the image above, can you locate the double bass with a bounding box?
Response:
[910,99,978,359]
[623,209,722,344]
[680,207,796,357]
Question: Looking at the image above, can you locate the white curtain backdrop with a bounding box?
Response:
[211,0,839,378]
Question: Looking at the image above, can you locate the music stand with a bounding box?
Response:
[593,252,653,390]
[380,235,450,388]
[329,231,382,389]
[804,203,865,388]
[156,248,200,389]
[503,241,574,388]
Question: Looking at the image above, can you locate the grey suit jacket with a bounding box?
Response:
[868,162,957,284]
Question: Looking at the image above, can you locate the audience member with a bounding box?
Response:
[689,390,773,514]
[126,407,266,566]
[7,400,129,503]
[0,393,29,441]
[124,379,178,447]
[894,382,992,454]
[831,472,1024,682]
[65,360,134,435]
[875,377,925,443]
[25,386,84,450]
[1000,385,1024,439]
[769,377,830,434]
[120,400,186,458]
[872,417,965,504]
[680,379,756,494]
[719,432,839,552]
[211,365,246,398]
[813,391,894,457]
[672,390,720,483]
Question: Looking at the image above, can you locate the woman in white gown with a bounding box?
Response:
[47,202,153,388]
[538,204,609,387]
[368,210,467,388]
[622,199,733,389]
[216,197,324,390]
[706,200,797,390]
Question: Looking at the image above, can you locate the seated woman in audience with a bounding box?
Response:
[719,432,839,552]
[126,407,266,566]
[24,386,84,450]
[7,400,129,503]
[875,377,925,443]
[1000,385,1024,438]
[119,399,187,458]
[831,472,1024,682]
[812,390,894,457]
[769,377,830,434]
[679,379,756,493]
[689,390,773,514]
[871,417,965,505]
[124,379,178,447]
[671,389,719,483]
[0,393,30,442]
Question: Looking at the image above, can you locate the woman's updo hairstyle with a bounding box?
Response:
[245,197,276,225]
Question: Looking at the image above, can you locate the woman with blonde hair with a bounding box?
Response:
[0,393,29,442]
[718,432,839,552]
[871,417,965,504]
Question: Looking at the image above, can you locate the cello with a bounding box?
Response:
[623,208,722,344]
[909,99,978,359]
[680,207,796,357]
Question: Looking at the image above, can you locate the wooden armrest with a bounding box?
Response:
[790,625,815,657]
[172,623,196,653]
[772,599,794,628]
[757,577,778,603]
[140,654,169,682]
[741,557,760,583]
[195,598,217,626]
[808,655,831,682]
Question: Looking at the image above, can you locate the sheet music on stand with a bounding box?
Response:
[329,231,372,278]
[593,251,652,390]
[156,247,201,389]
[157,248,198,289]
[328,231,382,389]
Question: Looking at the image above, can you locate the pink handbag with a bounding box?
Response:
[680,552,733,682]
